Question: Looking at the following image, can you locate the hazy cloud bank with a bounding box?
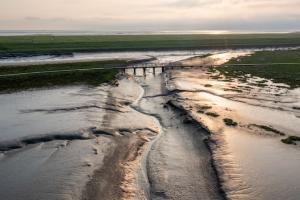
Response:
[0,0,299,32]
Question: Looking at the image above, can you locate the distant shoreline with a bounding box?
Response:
[0,30,298,36]
[1,33,300,58]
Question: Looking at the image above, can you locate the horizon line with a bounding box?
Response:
[0,29,299,36]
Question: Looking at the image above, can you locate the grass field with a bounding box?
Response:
[0,60,128,92]
[219,49,300,88]
[0,60,128,75]
[1,33,300,56]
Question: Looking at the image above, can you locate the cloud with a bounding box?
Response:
[166,0,223,7]
[0,0,299,32]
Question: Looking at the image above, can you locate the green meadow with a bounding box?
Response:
[0,60,128,92]
[220,49,300,88]
[1,33,300,56]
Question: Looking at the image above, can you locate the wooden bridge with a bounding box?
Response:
[120,63,210,75]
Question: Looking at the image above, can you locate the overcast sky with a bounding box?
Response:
[0,0,300,32]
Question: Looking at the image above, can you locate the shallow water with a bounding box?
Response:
[0,50,215,66]
[225,129,300,200]
[0,85,112,200]
[1,46,298,66]
[0,86,106,141]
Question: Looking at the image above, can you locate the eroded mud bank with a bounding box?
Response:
[166,53,300,200]
[134,72,224,200]
[0,77,160,200]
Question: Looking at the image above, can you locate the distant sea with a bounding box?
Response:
[0,30,293,36]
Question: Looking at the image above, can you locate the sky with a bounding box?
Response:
[0,0,300,32]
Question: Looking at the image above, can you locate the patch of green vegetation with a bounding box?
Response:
[238,85,252,89]
[256,79,268,84]
[1,33,300,56]
[236,85,251,91]
[204,84,213,87]
[251,124,285,136]
[223,118,238,126]
[221,79,234,82]
[0,60,127,75]
[238,77,248,83]
[197,110,205,114]
[205,112,220,118]
[281,136,300,145]
[196,105,212,110]
[207,67,217,73]
[196,105,213,114]
[218,49,300,88]
[0,60,127,92]
[224,88,243,93]
[196,53,213,58]
[210,75,222,80]
[198,105,212,110]
[248,82,268,87]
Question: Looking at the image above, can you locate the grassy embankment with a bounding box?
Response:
[218,49,300,88]
[1,33,300,57]
[0,60,129,92]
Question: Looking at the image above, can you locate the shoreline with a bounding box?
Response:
[1,33,300,59]
[1,44,300,59]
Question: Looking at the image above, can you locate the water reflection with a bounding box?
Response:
[0,50,214,66]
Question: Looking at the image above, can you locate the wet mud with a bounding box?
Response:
[1,50,300,200]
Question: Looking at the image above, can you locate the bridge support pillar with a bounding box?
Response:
[162,67,165,73]
[153,67,155,75]
[143,68,146,76]
[133,67,136,75]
